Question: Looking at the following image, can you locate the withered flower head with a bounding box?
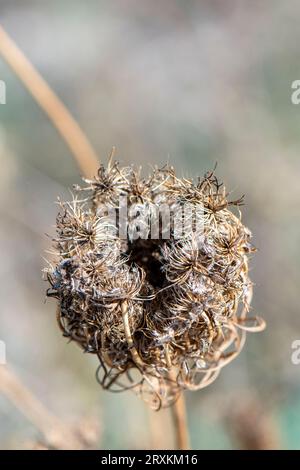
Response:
[45,157,265,409]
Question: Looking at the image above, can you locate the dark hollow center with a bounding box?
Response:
[126,239,166,288]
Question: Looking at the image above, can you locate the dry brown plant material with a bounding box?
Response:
[45,158,265,410]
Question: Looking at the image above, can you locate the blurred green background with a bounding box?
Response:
[0,0,300,449]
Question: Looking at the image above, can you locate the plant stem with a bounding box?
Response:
[0,25,99,178]
[171,393,190,450]
[0,366,84,449]
[121,301,145,369]
[0,25,101,450]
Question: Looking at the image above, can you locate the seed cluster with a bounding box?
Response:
[45,157,265,409]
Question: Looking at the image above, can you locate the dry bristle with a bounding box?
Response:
[45,158,265,409]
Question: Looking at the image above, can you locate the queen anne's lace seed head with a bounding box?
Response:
[45,158,265,409]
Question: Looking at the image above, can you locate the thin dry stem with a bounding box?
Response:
[171,394,190,450]
[0,25,101,449]
[148,407,173,449]
[0,366,84,449]
[0,25,99,178]
[121,301,145,369]
[168,369,190,449]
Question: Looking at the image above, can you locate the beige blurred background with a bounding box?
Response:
[0,0,300,449]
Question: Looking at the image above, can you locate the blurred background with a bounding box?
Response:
[0,0,300,450]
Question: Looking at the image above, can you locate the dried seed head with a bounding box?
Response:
[45,157,265,409]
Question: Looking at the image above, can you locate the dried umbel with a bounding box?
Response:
[45,157,265,409]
